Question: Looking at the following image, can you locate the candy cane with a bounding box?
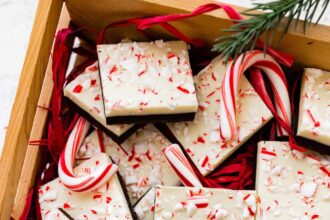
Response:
[58,117,118,192]
[220,50,291,141]
[163,144,203,187]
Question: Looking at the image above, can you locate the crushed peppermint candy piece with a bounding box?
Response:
[155,186,256,220]
[76,124,180,205]
[297,68,330,147]
[39,154,133,220]
[166,55,272,175]
[97,41,198,124]
[256,141,330,220]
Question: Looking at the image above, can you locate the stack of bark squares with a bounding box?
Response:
[38,38,330,219]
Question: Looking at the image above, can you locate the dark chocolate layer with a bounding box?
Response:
[106,112,196,125]
[63,96,141,144]
[58,208,74,220]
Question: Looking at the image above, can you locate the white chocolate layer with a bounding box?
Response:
[256,141,330,220]
[76,124,180,205]
[64,62,134,136]
[134,187,156,220]
[39,153,133,220]
[155,186,256,220]
[97,40,198,117]
[297,68,330,146]
[167,55,273,175]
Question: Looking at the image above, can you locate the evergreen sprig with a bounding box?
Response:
[212,0,330,63]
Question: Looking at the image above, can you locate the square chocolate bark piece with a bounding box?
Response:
[97,40,198,124]
[165,55,273,175]
[76,124,180,206]
[296,68,330,148]
[39,154,134,220]
[256,141,330,219]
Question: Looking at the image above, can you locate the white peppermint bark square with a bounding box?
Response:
[39,153,133,220]
[76,124,180,205]
[166,55,273,175]
[97,40,198,124]
[297,68,330,146]
[154,186,256,220]
[134,187,156,220]
[256,141,330,220]
[64,61,136,140]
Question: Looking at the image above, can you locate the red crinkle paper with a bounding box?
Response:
[21,3,298,219]
[23,29,96,219]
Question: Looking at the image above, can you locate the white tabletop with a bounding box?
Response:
[0,0,329,154]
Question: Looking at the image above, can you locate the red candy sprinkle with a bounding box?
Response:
[90,79,97,86]
[243,194,251,201]
[311,214,319,219]
[306,109,321,127]
[248,206,255,216]
[73,84,83,93]
[211,72,217,81]
[197,136,205,144]
[86,65,98,72]
[206,91,215,98]
[94,94,100,101]
[198,105,206,111]
[261,148,277,157]
[167,53,176,59]
[138,70,147,77]
[109,65,118,74]
[320,166,330,177]
[177,85,190,94]
[63,203,71,209]
[201,156,209,168]
[106,197,112,204]
[93,194,102,200]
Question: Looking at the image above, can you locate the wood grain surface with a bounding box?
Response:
[0,0,64,219]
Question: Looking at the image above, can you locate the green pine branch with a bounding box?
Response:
[212,0,330,63]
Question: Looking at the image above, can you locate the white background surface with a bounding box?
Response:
[0,0,38,154]
[0,0,329,154]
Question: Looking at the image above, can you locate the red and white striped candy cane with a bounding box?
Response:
[220,50,291,141]
[58,117,118,192]
[163,144,203,187]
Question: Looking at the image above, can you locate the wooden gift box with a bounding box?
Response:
[0,0,330,219]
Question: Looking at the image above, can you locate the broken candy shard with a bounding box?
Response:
[134,187,156,220]
[297,68,330,147]
[166,55,273,175]
[76,124,180,205]
[65,37,88,78]
[39,153,133,220]
[256,141,330,220]
[154,186,256,220]
[97,40,198,124]
[64,61,138,142]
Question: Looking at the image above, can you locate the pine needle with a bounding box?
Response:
[212,0,330,63]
